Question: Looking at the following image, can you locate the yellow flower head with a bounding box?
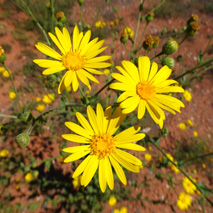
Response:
[34,26,111,94]
[0,149,9,158]
[36,97,41,102]
[108,195,117,206]
[170,161,179,174]
[104,68,110,75]
[0,67,5,73]
[193,131,198,137]
[9,92,16,99]
[25,172,33,182]
[124,26,134,38]
[56,11,65,19]
[192,14,199,21]
[42,93,55,104]
[110,21,114,27]
[95,21,106,28]
[110,56,185,128]
[183,90,192,102]
[183,176,196,194]
[114,209,120,213]
[179,122,186,130]
[144,153,152,161]
[145,35,154,47]
[72,176,81,188]
[166,153,174,162]
[202,163,206,169]
[187,119,193,126]
[177,192,191,210]
[3,70,9,78]
[36,104,46,112]
[153,36,160,45]
[120,207,128,213]
[62,104,146,192]
[114,19,119,25]
[190,21,200,33]
[0,46,4,56]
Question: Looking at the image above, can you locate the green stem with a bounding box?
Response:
[151,51,163,61]
[80,4,83,31]
[178,34,188,46]
[124,43,131,55]
[3,63,21,111]
[78,86,88,104]
[130,0,143,60]
[149,140,213,206]
[203,36,213,56]
[50,0,54,48]
[136,22,148,55]
[201,198,206,213]
[93,79,115,97]
[0,114,17,119]
[185,152,213,163]
[175,58,213,80]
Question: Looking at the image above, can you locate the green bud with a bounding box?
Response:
[120,36,128,44]
[78,0,84,5]
[0,53,6,63]
[182,26,187,32]
[60,16,66,24]
[20,111,32,122]
[16,133,30,147]
[146,15,154,23]
[143,41,153,50]
[162,28,167,34]
[161,57,175,68]
[173,28,178,33]
[162,39,178,55]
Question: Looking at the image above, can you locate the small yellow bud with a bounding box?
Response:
[108,196,117,206]
[187,119,193,126]
[179,123,186,130]
[193,131,198,137]
[9,92,16,99]
[183,90,192,102]
[144,153,152,161]
[36,104,46,112]
[0,149,9,158]
[25,172,33,182]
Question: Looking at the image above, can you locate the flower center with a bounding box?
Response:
[62,51,85,71]
[90,134,115,159]
[136,81,156,100]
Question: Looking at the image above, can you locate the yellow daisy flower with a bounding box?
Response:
[34,26,111,94]
[177,192,191,210]
[62,104,146,192]
[110,56,184,128]
[144,153,152,161]
[183,176,196,194]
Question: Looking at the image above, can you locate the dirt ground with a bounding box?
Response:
[0,0,212,212]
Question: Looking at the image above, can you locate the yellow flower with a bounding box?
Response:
[72,176,81,188]
[0,67,5,73]
[95,21,106,28]
[62,104,146,192]
[108,195,117,206]
[3,70,9,78]
[114,19,119,25]
[56,11,64,19]
[15,185,20,191]
[42,93,55,104]
[193,131,198,137]
[192,14,199,21]
[202,163,206,169]
[183,90,192,102]
[25,172,33,182]
[9,92,16,99]
[0,46,4,56]
[120,207,128,213]
[177,192,191,210]
[166,153,174,162]
[145,35,154,47]
[114,209,120,213]
[144,153,152,161]
[36,104,46,112]
[124,26,134,38]
[179,122,186,130]
[36,97,41,102]
[0,149,9,158]
[110,21,114,27]
[110,56,184,128]
[34,26,111,94]
[170,161,179,174]
[104,69,110,75]
[187,119,193,126]
[183,176,196,194]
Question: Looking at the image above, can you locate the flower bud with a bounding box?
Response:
[145,11,154,23]
[0,46,6,63]
[187,21,199,36]
[78,0,84,5]
[161,28,167,35]
[161,57,175,68]
[162,39,178,55]
[16,133,30,147]
[153,36,160,48]
[120,33,128,44]
[143,35,154,50]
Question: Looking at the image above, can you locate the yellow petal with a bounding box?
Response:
[58,72,67,94]
[73,25,79,52]
[72,71,79,92]
[109,155,127,185]
[105,157,114,190]
[62,134,90,143]
[81,155,99,186]
[64,150,90,163]
[65,121,92,139]
[80,38,99,56]
[120,96,140,114]
[76,69,91,90]
[80,69,99,84]
[117,91,136,103]
[115,133,145,144]
[72,155,92,178]
[62,27,72,51]
[138,56,150,81]
[55,27,69,53]
[96,103,104,134]
[148,62,158,81]
[62,145,90,153]
[48,32,66,54]
[138,99,146,119]
[64,71,74,88]
[42,66,65,75]
[87,55,111,64]
[79,30,91,51]
[33,59,62,68]
[84,67,104,75]
[35,42,62,60]
[87,105,99,134]
[99,158,106,192]
[116,143,146,151]
[76,112,94,135]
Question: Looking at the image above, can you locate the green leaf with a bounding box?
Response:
[44,160,52,171]
[28,202,40,211]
